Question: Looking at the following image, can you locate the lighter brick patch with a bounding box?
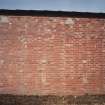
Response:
[24,44,28,48]
[18,35,27,43]
[75,18,80,21]
[0,82,3,86]
[102,49,105,52]
[19,69,24,73]
[82,60,87,64]
[9,75,13,79]
[23,82,28,86]
[41,72,47,84]
[83,77,88,84]
[65,43,74,47]
[65,18,74,25]
[18,35,28,48]
[41,59,48,64]
[71,76,74,79]
[0,59,5,65]
[39,55,49,85]
[0,16,9,23]
[9,22,12,25]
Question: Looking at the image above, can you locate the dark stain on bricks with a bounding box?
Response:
[0,94,105,105]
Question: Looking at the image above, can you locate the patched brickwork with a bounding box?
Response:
[0,15,105,96]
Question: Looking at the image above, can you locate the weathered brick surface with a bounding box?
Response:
[0,15,105,95]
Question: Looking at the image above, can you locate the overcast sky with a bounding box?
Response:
[0,0,105,13]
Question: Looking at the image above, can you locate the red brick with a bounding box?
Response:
[0,16,105,95]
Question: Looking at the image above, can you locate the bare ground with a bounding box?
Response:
[0,94,105,105]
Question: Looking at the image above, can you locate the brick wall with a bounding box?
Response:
[0,15,105,96]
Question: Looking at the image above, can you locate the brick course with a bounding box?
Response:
[0,15,105,95]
